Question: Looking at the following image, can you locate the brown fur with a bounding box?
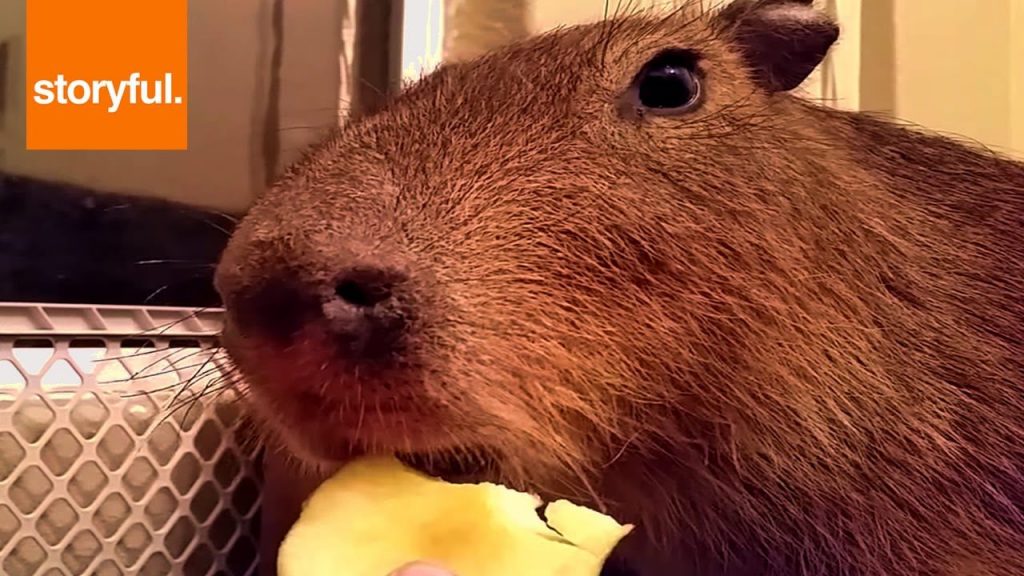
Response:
[215,2,1024,574]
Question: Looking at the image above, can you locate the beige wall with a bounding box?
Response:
[856,0,1022,158]
[0,0,345,212]
[1012,1,1024,156]
[888,0,1016,156]
[443,1,693,63]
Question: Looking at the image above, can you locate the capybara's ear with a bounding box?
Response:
[714,0,839,92]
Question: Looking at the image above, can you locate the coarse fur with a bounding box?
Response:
[215,1,1024,574]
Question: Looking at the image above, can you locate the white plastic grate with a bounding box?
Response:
[0,303,261,576]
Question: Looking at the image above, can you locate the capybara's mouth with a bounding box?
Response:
[222,323,468,464]
[262,379,456,453]
[226,323,527,487]
[394,451,498,484]
[265,386,497,483]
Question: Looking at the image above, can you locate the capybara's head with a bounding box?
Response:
[216,0,838,473]
[216,0,1024,573]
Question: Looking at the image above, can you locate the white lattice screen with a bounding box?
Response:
[0,304,261,576]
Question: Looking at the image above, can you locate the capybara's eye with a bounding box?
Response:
[629,49,701,115]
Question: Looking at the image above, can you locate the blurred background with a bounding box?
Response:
[1,0,1022,215]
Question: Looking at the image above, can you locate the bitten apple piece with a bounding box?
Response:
[279,456,634,576]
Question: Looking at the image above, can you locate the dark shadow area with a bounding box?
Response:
[0,173,238,307]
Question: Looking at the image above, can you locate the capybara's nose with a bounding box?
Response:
[222,263,413,360]
[322,266,412,361]
[216,219,417,360]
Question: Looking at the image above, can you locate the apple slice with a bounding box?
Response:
[279,456,634,576]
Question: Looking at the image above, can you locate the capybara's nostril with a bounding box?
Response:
[323,266,411,360]
[333,266,404,308]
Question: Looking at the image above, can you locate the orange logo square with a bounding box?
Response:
[26,0,188,150]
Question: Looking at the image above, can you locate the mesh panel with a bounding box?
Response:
[0,304,261,576]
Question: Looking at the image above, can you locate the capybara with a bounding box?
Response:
[214,1,1024,574]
